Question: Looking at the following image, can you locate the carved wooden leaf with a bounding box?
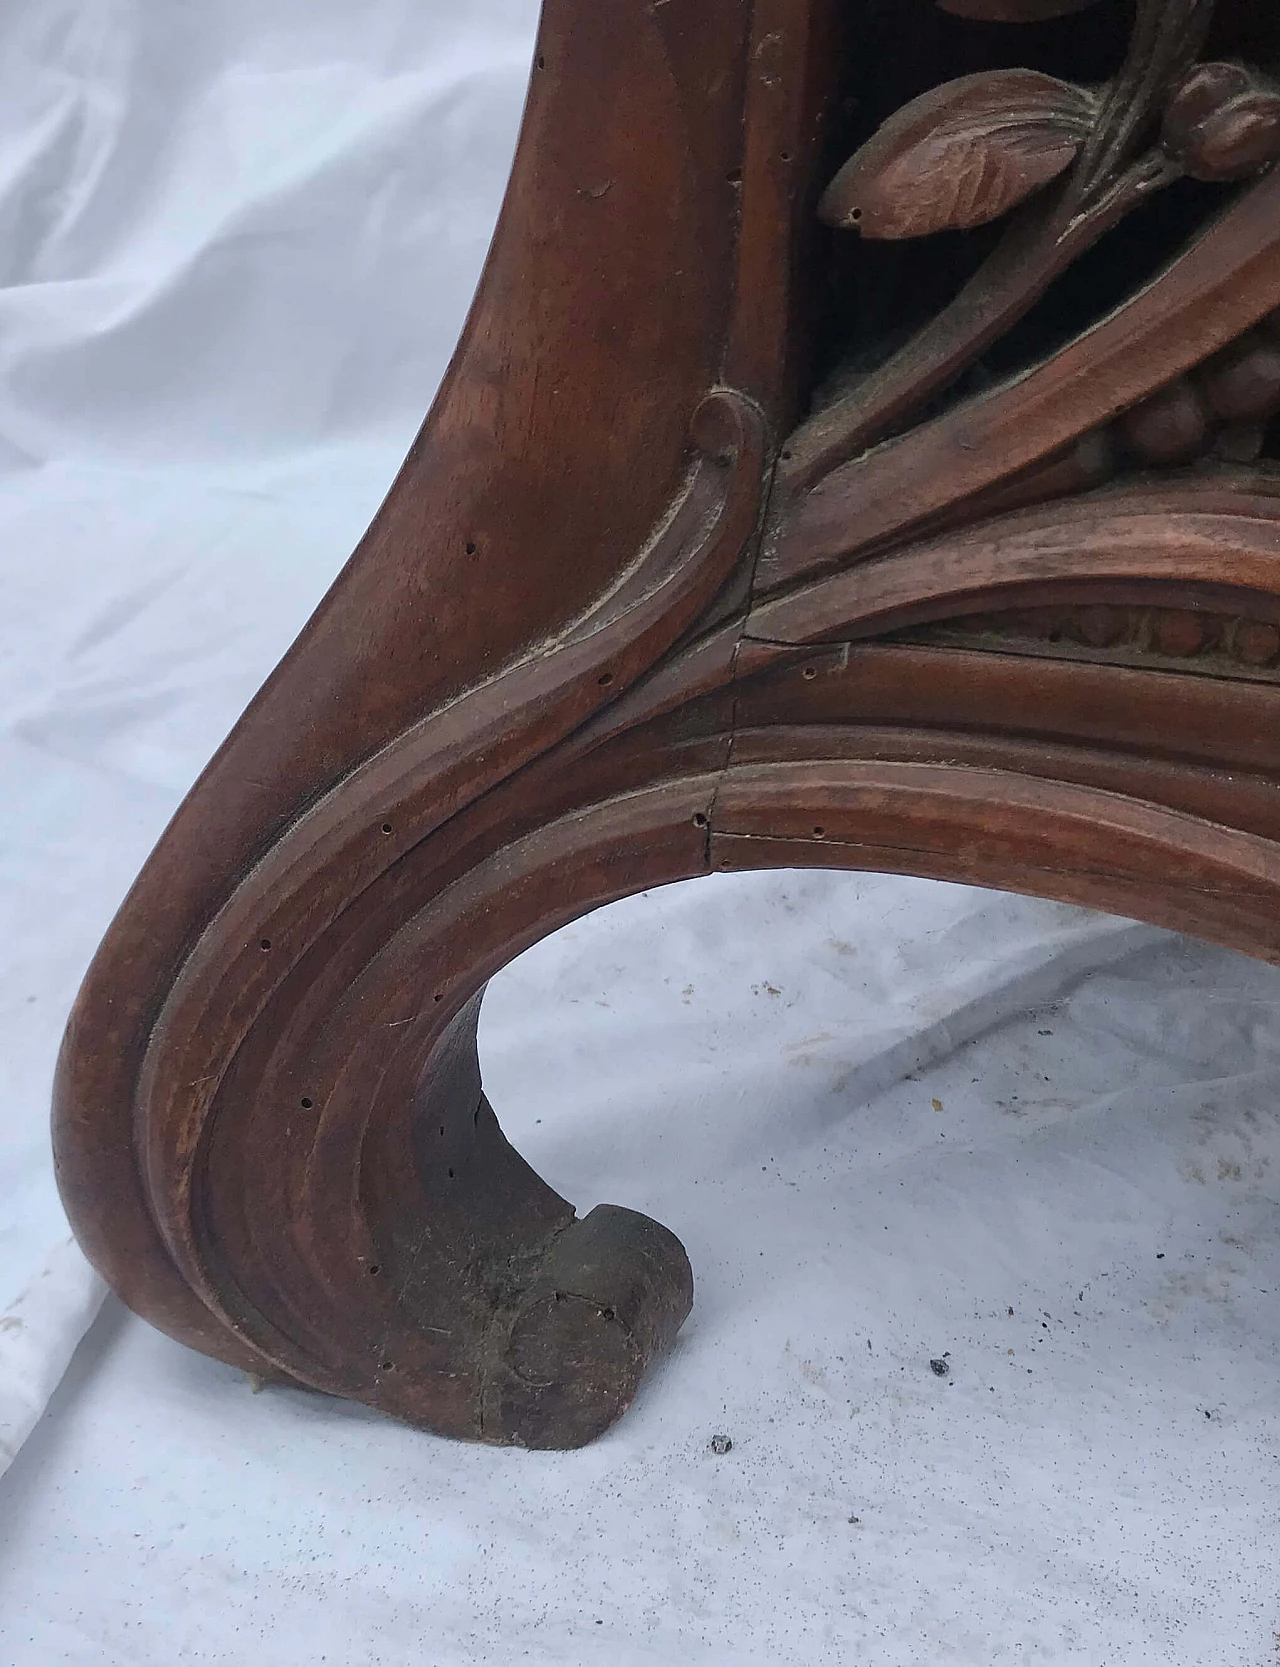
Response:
[936,0,1103,19]
[819,70,1100,239]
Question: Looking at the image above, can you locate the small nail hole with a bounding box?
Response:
[780,449,792,460]
[300,1097,313,1109]
[259,937,272,951]
[464,540,476,555]
[813,826,826,838]
[601,1307,616,1322]
[850,207,863,223]
[598,671,614,686]
[433,993,443,1002]
[779,150,792,162]
[802,665,817,680]
[380,1359,395,1371]
[447,1167,455,1179]
[368,1264,381,1276]
[536,53,546,69]
[692,812,709,828]
[381,822,393,834]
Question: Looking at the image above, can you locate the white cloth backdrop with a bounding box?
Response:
[0,3,1277,1661]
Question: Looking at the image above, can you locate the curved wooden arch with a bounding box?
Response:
[748,472,1280,642]
[53,0,1280,1445]
[56,710,1280,1448]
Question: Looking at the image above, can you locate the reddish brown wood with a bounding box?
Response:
[1163,60,1280,180]
[52,0,1280,1448]
[817,70,1099,238]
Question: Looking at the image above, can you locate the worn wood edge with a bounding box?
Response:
[747,474,1280,643]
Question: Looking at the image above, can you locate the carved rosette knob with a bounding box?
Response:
[1161,62,1280,182]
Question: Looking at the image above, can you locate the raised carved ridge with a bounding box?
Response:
[893,601,1280,679]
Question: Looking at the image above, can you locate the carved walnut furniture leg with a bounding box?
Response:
[53,0,1280,1447]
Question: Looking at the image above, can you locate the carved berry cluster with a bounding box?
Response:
[913,605,1280,671]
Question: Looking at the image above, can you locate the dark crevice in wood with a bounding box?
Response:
[973,176,1227,381]
[809,0,1136,415]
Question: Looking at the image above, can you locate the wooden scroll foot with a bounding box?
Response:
[480,1202,693,1448]
[52,0,1280,1448]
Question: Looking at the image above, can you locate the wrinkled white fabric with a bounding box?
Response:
[0,1240,104,1473]
[0,0,539,1413]
[0,2,1278,1663]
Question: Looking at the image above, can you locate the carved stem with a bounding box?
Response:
[762,165,1280,586]
[1075,0,1215,196]
[777,0,1214,497]
[777,153,1178,495]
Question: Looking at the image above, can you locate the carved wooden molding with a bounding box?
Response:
[895,601,1280,677]
[54,0,1280,1448]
